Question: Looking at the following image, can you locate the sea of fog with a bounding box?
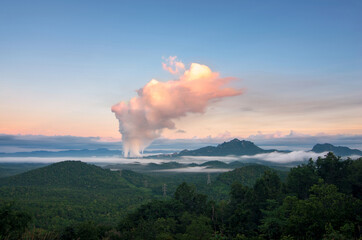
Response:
[153,167,232,173]
[1,151,360,172]
[0,150,339,164]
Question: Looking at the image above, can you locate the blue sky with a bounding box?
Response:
[1,0,361,150]
[2,0,361,73]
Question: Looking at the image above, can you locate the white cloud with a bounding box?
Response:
[154,166,231,173]
[239,151,327,163]
[180,151,328,164]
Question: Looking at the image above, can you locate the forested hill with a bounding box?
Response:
[1,154,361,239]
[216,164,287,186]
[176,138,275,156]
[0,161,287,230]
[0,161,154,228]
[0,161,131,189]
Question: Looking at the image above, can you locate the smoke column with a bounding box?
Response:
[111,57,242,157]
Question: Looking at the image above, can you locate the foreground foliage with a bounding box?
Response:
[0,153,361,239]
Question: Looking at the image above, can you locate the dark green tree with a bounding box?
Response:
[225,183,258,237]
[0,201,31,240]
[283,180,361,239]
[60,226,76,240]
[285,159,319,199]
[316,152,352,193]
[259,199,286,240]
[347,157,362,199]
[174,182,208,215]
[75,221,100,240]
[254,170,282,203]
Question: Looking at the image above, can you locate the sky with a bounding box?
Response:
[1,0,362,152]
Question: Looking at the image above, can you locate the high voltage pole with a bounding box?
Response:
[207,173,211,185]
[162,183,167,197]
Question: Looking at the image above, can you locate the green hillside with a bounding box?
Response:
[1,154,360,239]
[0,161,130,189]
[197,164,288,200]
[217,164,287,186]
[0,161,289,229]
[0,161,153,229]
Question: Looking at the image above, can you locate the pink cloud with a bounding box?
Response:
[162,56,185,74]
[112,60,242,157]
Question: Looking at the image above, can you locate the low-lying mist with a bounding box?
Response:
[154,166,232,173]
[0,150,346,165]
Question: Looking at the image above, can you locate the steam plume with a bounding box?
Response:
[112,58,242,157]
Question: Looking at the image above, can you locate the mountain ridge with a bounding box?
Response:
[0,148,170,158]
[1,139,361,158]
[311,143,362,156]
[172,138,285,157]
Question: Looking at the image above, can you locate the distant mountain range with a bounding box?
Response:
[0,148,169,158]
[164,139,362,157]
[0,148,123,157]
[0,138,361,158]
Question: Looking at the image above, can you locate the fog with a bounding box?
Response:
[154,167,232,173]
[179,151,329,164]
[1,150,357,166]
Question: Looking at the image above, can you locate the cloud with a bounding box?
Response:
[237,89,362,116]
[180,151,358,164]
[0,156,170,164]
[0,134,123,152]
[181,155,240,162]
[247,131,362,150]
[155,166,231,173]
[176,129,186,134]
[215,131,232,139]
[239,151,326,163]
[0,134,223,153]
[112,59,242,157]
[162,56,185,75]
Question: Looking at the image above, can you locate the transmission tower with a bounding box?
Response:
[207,173,211,185]
[162,183,167,197]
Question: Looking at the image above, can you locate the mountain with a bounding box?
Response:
[311,143,362,157]
[176,138,274,156]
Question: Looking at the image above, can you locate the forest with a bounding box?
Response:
[0,152,361,240]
